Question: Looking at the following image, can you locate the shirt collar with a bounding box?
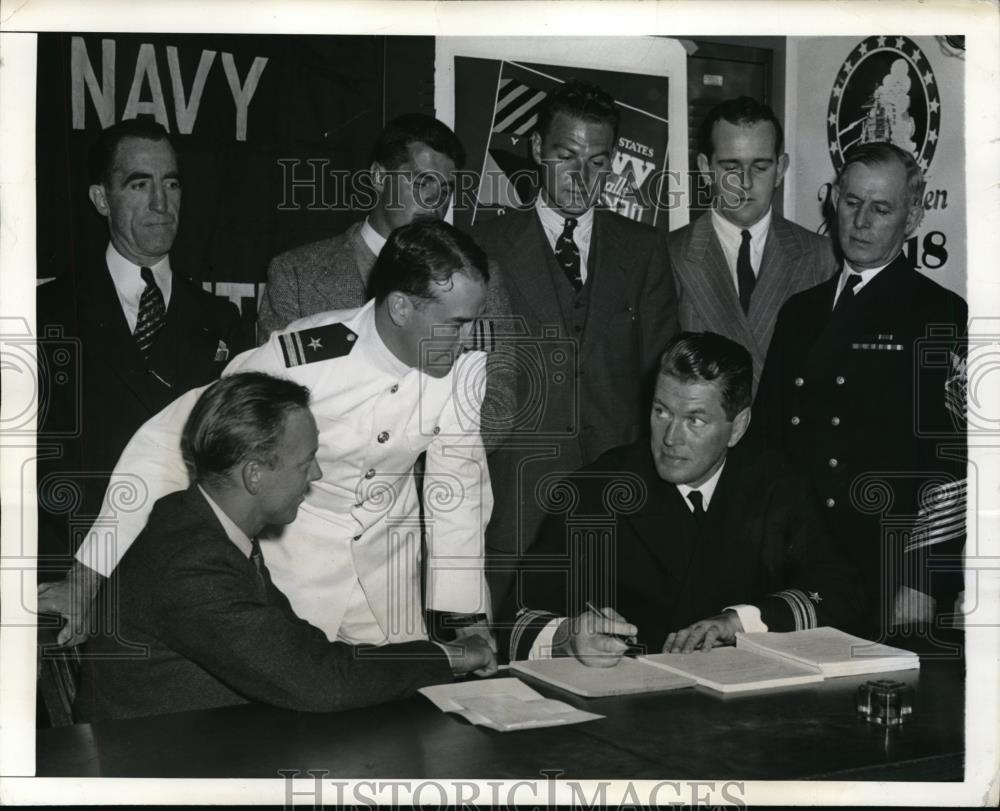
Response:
[197,485,254,558]
[360,217,386,257]
[838,255,896,296]
[675,460,726,511]
[710,205,772,246]
[535,193,595,236]
[105,242,172,293]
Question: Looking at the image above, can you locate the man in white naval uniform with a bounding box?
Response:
[41,221,493,647]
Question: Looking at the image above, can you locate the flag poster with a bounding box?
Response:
[453,56,672,232]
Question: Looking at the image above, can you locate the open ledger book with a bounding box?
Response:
[643,627,920,693]
[511,628,920,696]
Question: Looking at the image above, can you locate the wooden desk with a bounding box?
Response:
[36,657,963,780]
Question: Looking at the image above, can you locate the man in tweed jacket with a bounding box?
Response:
[259,114,468,341]
[258,113,515,432]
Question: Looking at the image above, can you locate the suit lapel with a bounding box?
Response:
[749,218,802,349]
[499,211,569,329]
[682,215,757,351]
[806,254,910,369]
[623,456,698,589]
[580,211,627,360]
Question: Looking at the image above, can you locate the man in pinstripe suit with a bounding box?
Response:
[668,97,837,391]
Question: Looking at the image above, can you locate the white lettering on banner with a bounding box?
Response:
[123,43,170,129]
[221,53,269,143]
[167,47,217,135]
[611,152,656,188]
[71,36,115,130]
[70,36,268,142]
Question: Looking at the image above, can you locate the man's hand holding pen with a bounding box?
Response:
[553,603,639,668]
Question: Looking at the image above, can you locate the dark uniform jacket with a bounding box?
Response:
[753,252,967,625]
[500,440,869,661]
[74,486,453,722]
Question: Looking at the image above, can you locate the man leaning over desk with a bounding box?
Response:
[75,372,492,722]
[501,332,869,665]
[41,220,494,649]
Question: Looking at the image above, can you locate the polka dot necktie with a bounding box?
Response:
[135,266,166,359]
[555,217,583,291]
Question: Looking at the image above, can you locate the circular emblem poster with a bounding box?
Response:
[827,36,941,174]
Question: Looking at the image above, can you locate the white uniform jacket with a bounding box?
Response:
[75,302,493,643]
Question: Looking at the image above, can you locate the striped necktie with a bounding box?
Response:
[135,266,166,358]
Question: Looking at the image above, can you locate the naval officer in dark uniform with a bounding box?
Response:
[754,142,966,633]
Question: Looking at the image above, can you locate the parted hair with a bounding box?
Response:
[839,142,925,207]
[88,118,174,186]
[534,79,620,141]
[369,113,466,171]
[181,372,311,485]
[659,332,752,420]
[367,219,489,304]
[697,96,785,161]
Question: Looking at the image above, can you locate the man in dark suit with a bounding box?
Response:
[502,332,867,664]
[473,80,679,614]
[755,142,967,632]
[74,372,493,722]
[36,119,243,582]
[668,97,837,391]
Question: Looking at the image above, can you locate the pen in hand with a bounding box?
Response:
[585,601,638,646]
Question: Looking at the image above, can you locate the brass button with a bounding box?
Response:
[828,458,839,468]
[377,431,390,444]
[365,469,375,479]
[794,377,805,387]
[790,416,800,426]
[836,375,846,385]
[825,498,836,508]
[831,416,841,426]
[433,426,441,435]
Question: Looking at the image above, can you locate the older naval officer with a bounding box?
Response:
[45,220,494,646]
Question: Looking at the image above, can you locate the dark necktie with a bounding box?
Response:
[555,217,583,291]
[736,229,755,315]
[835,271,863,312]
[687,490,706,525]
[135,266,166,358]
[249,538,266,585]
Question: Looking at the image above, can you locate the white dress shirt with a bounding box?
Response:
[197,485,253,559]
[359,217,387,258]
[710,207,772,293]
[535,195,595,284]
[105,243,172,333]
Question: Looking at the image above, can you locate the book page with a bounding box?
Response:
[512,656,696,697]
[643,648,825,692]
[737,628,921,669]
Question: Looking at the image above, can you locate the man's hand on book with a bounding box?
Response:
[664,610,744,653]
[554,607,638,668]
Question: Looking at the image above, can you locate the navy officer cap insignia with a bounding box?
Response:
[279,323,358,367]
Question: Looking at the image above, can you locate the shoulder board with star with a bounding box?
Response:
[278,323,358,367]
